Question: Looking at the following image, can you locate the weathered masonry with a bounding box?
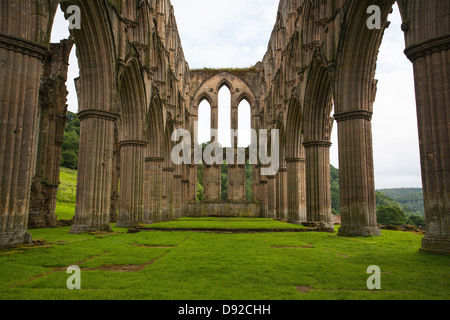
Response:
[0,0,448,254]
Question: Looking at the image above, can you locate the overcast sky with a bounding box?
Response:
[52,1,421,189]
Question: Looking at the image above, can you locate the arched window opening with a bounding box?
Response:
[51,5,79,113]
[238,99,251,148]
[218,85,231,148]
[197,99,211,144]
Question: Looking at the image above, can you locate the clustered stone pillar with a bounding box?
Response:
[286,157,306,224]
[228,164,246,201]
[276,167,288,220]
[404,35,450,254]
[0,34,49,245]
[303,140,334,231]
[70,110,118,234]
[259,179,268,218]
[203,164,221,201]
[172,171,183,218]
[252,165,261,203]
[116,140,146,228]
[162,166,174,220]
[334,110,380,237]
[267,175,277,218]
[29,39,73,228]
[188,164,197,202]
[110,126,120,223]
[143,157,164,223]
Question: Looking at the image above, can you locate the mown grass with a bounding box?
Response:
[145,217,305,229]
[0,220,449,300]
[55,167,77,220]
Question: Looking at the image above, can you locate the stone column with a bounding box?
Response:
[267,175,277,218]
[143,157,164,223]
[162,167,175,220]
[334,110,380,237]
[276,167,288,220]
[286,157,306,224]
[0,34,49,245]
[188,164,197,202]
[252,165,261,203]
[260,180,268,218]
[182,178,190,202]
[203,164,221,201]
[228,164,246,201]
[70,110,118,233]
[116,140,146,228]
[303,140,334,231]
[405,36,450,254]
[29,40,72,228]
[172,173,183,218]
[110,125,120,223]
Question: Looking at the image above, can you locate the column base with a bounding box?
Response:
[0,230,33,247]
[337,225,381,237]
[115,221,143,228]
[288,220,307,225]
[421,236,450,255]
[69,224,112,234]
[302,221,335,232]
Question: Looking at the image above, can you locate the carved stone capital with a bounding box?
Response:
[119,140,147,147]
[302,140,332,149]
[333,109,373,122]
[0,33,49,60]
[78,109,119,122]
[285,157,306,163]
[404,34,450,62]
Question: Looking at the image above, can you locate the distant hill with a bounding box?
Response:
[330,166,425,217]
[376,188,424,216]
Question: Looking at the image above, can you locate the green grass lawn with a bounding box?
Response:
[55,167,77,220]
[145,217,306,230]
[1,220,449,300]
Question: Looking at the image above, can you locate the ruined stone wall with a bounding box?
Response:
[29,39,73,229]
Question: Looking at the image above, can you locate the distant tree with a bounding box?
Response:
[376,191,400,208]
[377,205,407,226]
[60,112,80,169]
[221,161,228,201]
[196,181,204,202]
[61,150,78,170]
[407,214,425,227]
[245,161,252,202]
[330,165,341,215]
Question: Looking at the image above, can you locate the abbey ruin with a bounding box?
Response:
[0,0,448,254]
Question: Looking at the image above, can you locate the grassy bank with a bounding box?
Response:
[55,167,77,220]
[0,220,449,300]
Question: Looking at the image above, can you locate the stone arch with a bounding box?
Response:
[59,0,119,234]
[302,57,334,230]
[115,58,148,228]
[332,1,396,237]
[59,0,117,114]
[302,57,333,143]
[284,96,306,224]
[217,78,234,93]
[142,89,166,224]
[146,90,165,158]
[285,96,304,159]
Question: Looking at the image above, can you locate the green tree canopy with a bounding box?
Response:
[377,205,407,226]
